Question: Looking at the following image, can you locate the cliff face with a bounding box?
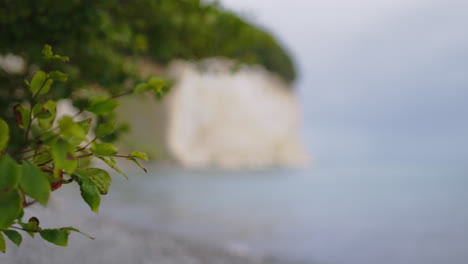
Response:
[117,59,309,168]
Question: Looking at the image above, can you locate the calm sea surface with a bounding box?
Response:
[106,162,468,264]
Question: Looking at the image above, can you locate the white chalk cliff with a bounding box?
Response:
[118,59,309,168]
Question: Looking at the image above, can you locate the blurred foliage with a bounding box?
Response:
[0,0,296,251]
[111,0,296,81]
[0,46,159,252]
[0,0,295,88]
[0,0,296,151]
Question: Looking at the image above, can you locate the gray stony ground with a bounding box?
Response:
[4,218,291,264]
[2,187,304,264]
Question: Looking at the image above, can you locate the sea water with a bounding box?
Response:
[105,160,468,264]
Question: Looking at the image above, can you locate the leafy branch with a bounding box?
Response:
[0,45,167,253]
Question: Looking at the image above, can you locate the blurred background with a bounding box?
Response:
[2,0,468,263]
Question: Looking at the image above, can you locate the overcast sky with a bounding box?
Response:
[220,0,468,164]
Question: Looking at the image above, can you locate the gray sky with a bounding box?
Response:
[221,0,468,165]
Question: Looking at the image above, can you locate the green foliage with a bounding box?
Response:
[110,0,296,81]
[128,151,149,173]
[0,119,9,152]
[0,189,23,230]
[42,45,69,62]
[130,151,149,161]
[96,122,115,138]
[3,230,22,247]
[49,71,68,82]
[36,101,57,130]
[20,162,51,206]
[0,46,151,253]
[0,0,295,153]
[13,105,30,130]
[91,143,119,157]
[19,217,41,238]
[39,227,91,247]
[52,138,78,175]
[39,229,70,247]
[0,233,5,253]
[135,76,172,100]
[71,174,101,212]
[88,97,120,116]
[0,156,21,190]
[30,71,50,96]
[98,157,129,179]
[0,0,296,253]
[74,168,112,195]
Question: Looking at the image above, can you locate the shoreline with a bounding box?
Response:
[2,185,306,264]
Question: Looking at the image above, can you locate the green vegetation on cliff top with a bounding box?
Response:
[0,0,296,84]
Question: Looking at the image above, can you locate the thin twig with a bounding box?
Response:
[32,77,49,100]
[113,154,132,158]
[10,226,39,233]
[76,153,93,159]
[24,76,50,145]
[77,137,96,152]
[21,150,47,161]
[13,148,35,155]
[111,90,133,99]
[23,115,35,145]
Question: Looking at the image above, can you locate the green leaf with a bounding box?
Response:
[0,232,5,253]
[42,44,53,59]
[32,149,52,165]
[134,83,150,94]
[77,118,92,136]
[42,45,69,62]
[128,151,148,173]
[87,97,120,115]
[20,162,51,206]
[49,71,68,82]
[74,168,111,195]
[98,157,128,179]
[3,230,22,247]
[130,151,148,161]
[0,189,23,230]
[148,77,170,100]
[90,143,118,156]
[52,138,77,175]
[38,78,54,95]
[13,105,30,129]
[147,77,166,92]
[128,158,147,173]
[33,104,52,119]
[20,217,41,238]
[0,119,9,152]
[58,116,86,146]
[77,154,92,169]
[61,227,94,240]
[39,131,57,146]
[30,70,47,95]
[38,100,57,130]
[95,122,115,138]
[39,229,70,247]
[71,175,100,212]
[52,55,69,62]
[0,155,22,190]
[17,208,24,221]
